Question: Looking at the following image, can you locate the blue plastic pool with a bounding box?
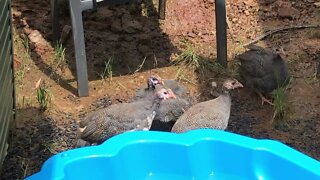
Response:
[26,129,320,180]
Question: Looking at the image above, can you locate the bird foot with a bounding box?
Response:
[261,96,274,106]
[255,90,274,106]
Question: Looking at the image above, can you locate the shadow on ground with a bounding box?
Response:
[0,107,79,179]
[11,0,178,95]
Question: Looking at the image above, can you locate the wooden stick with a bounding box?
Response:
[243,25,320,47]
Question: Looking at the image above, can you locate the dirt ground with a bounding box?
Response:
[1,0,320,179]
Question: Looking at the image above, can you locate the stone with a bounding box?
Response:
[110,19,122,32]
[122,14,143,33]
[138,44,153,56]
[60,25,71,44]
[278,4,300,19]
[28,30,49,47]
[315,2,320,7]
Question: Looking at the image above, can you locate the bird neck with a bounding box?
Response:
[151,97,162,110]
[216,90,232,107]
[220,87,231,96]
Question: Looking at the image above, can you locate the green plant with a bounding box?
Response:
[98,57,113,82]
[174,43,200,68]
[41,140,58,154]
[174,67,196,85]
[134,57,147,73]
[20,33,30,58]
[53,41,66,70]
[15,64,29,87]
[13,27,31,87]
[18,95,32,109]
[36,79,53,111]
[271,78,291,122]
[18,156,29,178]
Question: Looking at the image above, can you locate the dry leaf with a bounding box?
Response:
[35,78,42,89]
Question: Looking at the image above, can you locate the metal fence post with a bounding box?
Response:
[215,0,227,67]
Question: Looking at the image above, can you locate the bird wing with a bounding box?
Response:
[81,101,156,143]
[172,99,230,132]
[164,79,188,97]
[155,99,191,122]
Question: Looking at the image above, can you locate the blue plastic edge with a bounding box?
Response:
[25,129,320,179]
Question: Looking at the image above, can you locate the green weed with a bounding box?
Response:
[174,43,200,68]
[36,79,53,111]
[98,57,113,83]
[52,41,66,71]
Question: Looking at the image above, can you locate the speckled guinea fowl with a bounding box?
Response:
[133,75,192,131]
[132,76,163,101]
[133,75,188,101]
[80,87,176,144]
[171,79,243,133]
[150,97,192,131]
[236,45,290,105]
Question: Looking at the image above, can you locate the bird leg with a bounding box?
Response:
[255,90,274,106]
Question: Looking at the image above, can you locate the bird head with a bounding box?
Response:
[147,75,164,89]
[223,79,243,90]
[156,88,176,100]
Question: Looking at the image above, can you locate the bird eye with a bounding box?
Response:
[232,81,236,85]
[163,91,168,95]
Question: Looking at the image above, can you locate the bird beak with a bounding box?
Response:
[169,93,176,99]
[167,90,176,99]
[233,80,243,88]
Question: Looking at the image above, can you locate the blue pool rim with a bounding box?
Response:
[26,129,320,179]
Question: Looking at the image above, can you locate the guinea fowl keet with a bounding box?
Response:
[151,97,192,131]
[171,79,243,133]
[133,75,188,101]
[132,75,164,101]
[133,75,192,131]
[237,45,290,105]
[80,87,176,144]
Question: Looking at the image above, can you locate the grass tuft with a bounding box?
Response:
[36,79,53,111]
[98,57,113,83]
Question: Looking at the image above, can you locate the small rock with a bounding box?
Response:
[314,2,320,7]
[138,44,153,56]
[278,4,300,19]
[95,8,114,20]
[123,35,134,42]
[13,56,22,70]
[15,120,24,129]
[105,33,119,41]
[20,18,28,27]
[264,0,277,5]
[187,32,196,38]
[317,63,320,78]
[60,25,71,44]
[110,20,122,32]
[12,10,22,17]
[28,30,48,46]
[206,0,214,4]
[244,10,250,16]
[211,81,217,87]
[122,14,143,33]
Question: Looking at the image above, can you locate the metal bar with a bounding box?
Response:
[215,0,227,67]
[158,0,166,20]
[51,0,60,42]
[69,0,93,97]
[8,0,16,121]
